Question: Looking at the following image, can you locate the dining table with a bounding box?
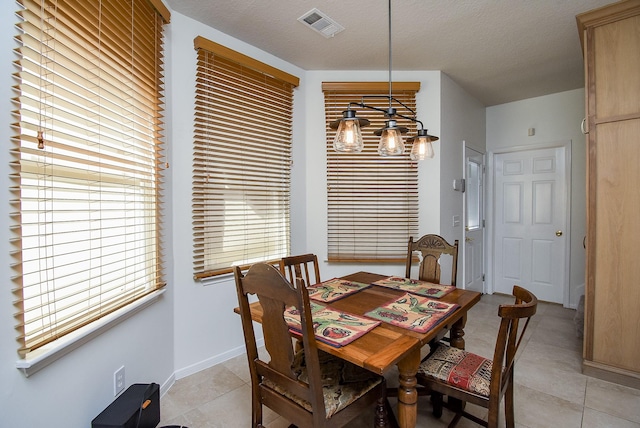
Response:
[237,271,482,428]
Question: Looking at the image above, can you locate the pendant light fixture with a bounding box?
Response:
[408,129,438,160]
[329,0,438,159]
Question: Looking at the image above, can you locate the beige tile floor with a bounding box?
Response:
[159,293,640,428]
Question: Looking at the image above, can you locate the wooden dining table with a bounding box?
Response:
[238,271,482,428]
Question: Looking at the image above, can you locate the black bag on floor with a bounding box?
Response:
[92,383,160,428]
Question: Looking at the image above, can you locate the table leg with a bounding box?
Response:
[450,314,467,350]
[396,347,421,428]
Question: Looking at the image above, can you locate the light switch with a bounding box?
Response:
[452,215,461,227]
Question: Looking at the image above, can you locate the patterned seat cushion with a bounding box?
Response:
[263,350,382,418]
[418,345,492,397]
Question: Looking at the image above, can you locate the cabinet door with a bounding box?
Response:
[592,118,640,372]
[593,14,640,121]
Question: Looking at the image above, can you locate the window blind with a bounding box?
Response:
[12,0,169,357]
[193,36,299,279]
[323,82,420,263]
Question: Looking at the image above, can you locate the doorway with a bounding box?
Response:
[464,147,485,293]
[491,143,570,304]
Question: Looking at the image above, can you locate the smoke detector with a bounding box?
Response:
[298,8,344,38]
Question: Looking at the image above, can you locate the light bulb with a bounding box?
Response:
[410,137,435,160]
[333,118,364,152]
[377,122,404,156]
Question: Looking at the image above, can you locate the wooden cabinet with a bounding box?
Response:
[577,0,640,389]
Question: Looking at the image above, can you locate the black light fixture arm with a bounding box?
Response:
[346,96,425,130]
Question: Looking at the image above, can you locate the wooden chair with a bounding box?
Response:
[388,235,460,403]
[416,285,538,428]
[280,253,321,286]
[234,263,394,428]
[405,234,459,286]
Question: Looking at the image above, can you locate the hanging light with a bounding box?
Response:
[331,109,369,152]
[408,129,438,160]
[328,0,438,160]
[377,121,405,156]
[375,117,408,156]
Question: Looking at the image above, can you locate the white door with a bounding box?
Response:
[464,147,484,293]
[493,146,568,303]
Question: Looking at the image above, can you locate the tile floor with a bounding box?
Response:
[158,293,640,428]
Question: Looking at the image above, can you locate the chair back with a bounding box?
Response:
[490,285,537,403]
[280,253,321,286]
[234,263,328,425]
[405,234,459,286]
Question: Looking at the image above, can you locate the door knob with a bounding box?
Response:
[465,237,473,243]
[556,230,563,237]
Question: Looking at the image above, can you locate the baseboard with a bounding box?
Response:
[171,337,264,381]
[159,373,176,398]
[583,360,640,390]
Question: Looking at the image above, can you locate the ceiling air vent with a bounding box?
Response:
[298,8,344,38]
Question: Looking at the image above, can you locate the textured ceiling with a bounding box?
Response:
[165,0,613,106]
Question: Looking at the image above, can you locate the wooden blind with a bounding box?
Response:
[12,0,169,357]
[193,37,299,279]
[323,82,420,263]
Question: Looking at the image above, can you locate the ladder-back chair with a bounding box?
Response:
[280,253,321,286]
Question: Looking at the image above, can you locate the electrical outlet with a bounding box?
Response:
[114,366,125,396]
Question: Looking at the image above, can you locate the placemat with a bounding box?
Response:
[372,276,456,298]
[365,292,460,333]
[307,278,372,303]
[284,302,380,347]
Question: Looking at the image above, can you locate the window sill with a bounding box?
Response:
[16,289,166,377]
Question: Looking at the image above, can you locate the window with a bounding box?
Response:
[192,37,299,279]
[323,82,420,263]
[12,0,169,358]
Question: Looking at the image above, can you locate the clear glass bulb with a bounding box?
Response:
[410,137,435,160]
[377,127,404,156]
[333,119,364,152]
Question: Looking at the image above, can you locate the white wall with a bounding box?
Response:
[0,10,174,428]
[486,89,586,307]
[439,74,487,270]
[167,12,307,376]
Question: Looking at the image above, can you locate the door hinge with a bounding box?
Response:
[482,274,485,282]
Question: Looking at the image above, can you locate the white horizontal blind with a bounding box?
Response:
[193,37,299,278]
[12,0,169,357]
[323,82,420,263]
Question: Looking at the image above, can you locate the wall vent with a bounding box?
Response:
[298,8,344,38]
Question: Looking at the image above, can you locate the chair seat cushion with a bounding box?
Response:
[418,345,492,397]
[264,350,382,418]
